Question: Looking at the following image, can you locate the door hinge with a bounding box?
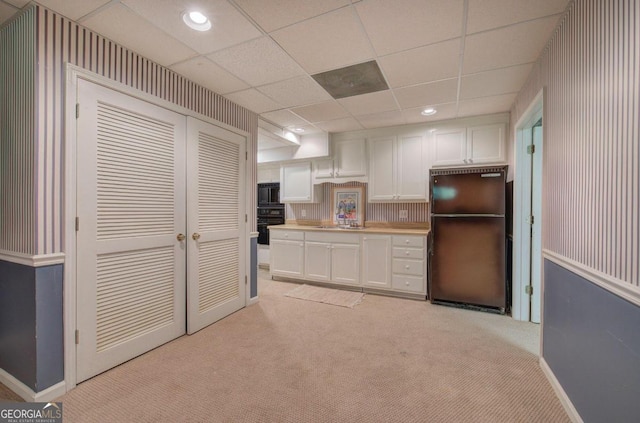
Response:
[525,285,533,296]
[527,144,535,154]
[75,217,80,231]
[245,214,248,223]
[245,275,248,285]
[75,329,80,344]
[245,151,248,160]
[76,103,79,119]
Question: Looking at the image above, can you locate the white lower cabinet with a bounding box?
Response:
[270,230,305,278]
[304,232,360,286]
[391,236,426,294]
[362,235,391,289]
[270,228,426,297]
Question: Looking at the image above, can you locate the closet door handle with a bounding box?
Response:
[192,233,201,241]
[177,233,186,242]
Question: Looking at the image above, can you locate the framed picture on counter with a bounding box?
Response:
[332,186,364,226]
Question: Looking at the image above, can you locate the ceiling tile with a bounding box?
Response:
[338,90,398,116]
[81,3,197,67]
[208,36,305,86]
[379,38,461,88]
[393,79,458,109]
[169,57,249,95]
[260,110,311,128]
[271,7,374,74]
[460,63,533,100]
[315,117,364,133]
[233,0,351,32]
[121,0,262,55]
[356,110,406,129]
[258,76,332,108]
[467,0,568,34]
[225,89,282,114]
[403,103,458,124]
[37,0,112,20]
[290,101,350,123]
[463,16,560,74]
[356,0,464,56]
[4,0,32,8]
[0,2,18,25]
[457,93,517,117]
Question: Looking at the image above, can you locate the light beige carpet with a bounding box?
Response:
[39,270,570,422]
[285,283,365,308]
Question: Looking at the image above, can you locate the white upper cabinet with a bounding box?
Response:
[314,138,367,182]
[432,123,506,167]
[369,132,427,202]
[257,165,280,183]
[280,161,323,203]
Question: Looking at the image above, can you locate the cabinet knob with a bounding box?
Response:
[405,281,410,286]
[463,159,468,164]
[326,245,331,249]
[405,251,410,255]
[284,233,288,238]
[468,158,473,163]
[335,172,339,177]
[299,243,304,247]
[405,239,410,244]
[363,237,367,241]
[405,265,410,270]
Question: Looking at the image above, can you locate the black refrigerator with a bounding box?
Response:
[429,166,507,313]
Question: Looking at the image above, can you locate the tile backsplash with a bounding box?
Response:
[286,182,430,223]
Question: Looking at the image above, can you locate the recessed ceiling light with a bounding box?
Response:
[293,128,305,133]
[421,108,437,116]
[182,11,211,31]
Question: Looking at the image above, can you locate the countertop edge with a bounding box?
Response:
[268,224,430,235]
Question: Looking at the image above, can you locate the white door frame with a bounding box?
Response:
[512,89,544,322]
[63,64,250,392]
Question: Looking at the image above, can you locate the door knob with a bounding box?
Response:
[177,233,186,242]
[192,233,201,241]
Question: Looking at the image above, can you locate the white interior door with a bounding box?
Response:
[186,117,246,334]
[76,80,186,382]
[530,124,543,323]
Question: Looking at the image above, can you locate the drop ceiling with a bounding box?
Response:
[0,0,570,135]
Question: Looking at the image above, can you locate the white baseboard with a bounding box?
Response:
[248,296,259,306]
[539,358,583,423]
[0,368,66,402]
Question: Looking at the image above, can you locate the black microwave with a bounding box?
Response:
[257,183,280,206]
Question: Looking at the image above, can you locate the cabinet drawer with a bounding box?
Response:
[392,247,424,260]
[392,258,424,276]
[392,274,425,293]
[270,230,304,241]
[305,231,359,244]
[392,236,425,248]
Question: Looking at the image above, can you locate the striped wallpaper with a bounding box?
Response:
[0,5,258,256]
[0,7,36,255]
[287,182,430,223]
[511,0,639,287]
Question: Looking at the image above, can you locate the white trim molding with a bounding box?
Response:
[0,368,66,403]
[544,250,640,307]
[539,358,583,423]
[0,251,65,267]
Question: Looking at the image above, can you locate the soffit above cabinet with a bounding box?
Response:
[10,0,571,134]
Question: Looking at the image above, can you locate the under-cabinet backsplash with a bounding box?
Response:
[286,182,430,223]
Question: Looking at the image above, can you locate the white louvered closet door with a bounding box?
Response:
[76,80,187,382]
[186,117,246,334]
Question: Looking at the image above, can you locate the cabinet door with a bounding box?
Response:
[362,235,391,288]
[432,128,466,167]
[281,162,312,202]
[467,124,505,165]
[304,241,331,281]
[271,239,304,277]
[396,134,427,201]
[314,158,335,179]
[368,136,396,201]
[331,243,360,285]
[335,138,366,178]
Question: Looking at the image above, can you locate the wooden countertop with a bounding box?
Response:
[268,224,430,236]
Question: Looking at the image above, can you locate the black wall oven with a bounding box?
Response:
[257,183,284,245]
[258,182,280,206]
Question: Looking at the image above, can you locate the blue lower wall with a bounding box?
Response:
[543,259,640,422]
[0,259,64,392]
[250,237,257,298]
